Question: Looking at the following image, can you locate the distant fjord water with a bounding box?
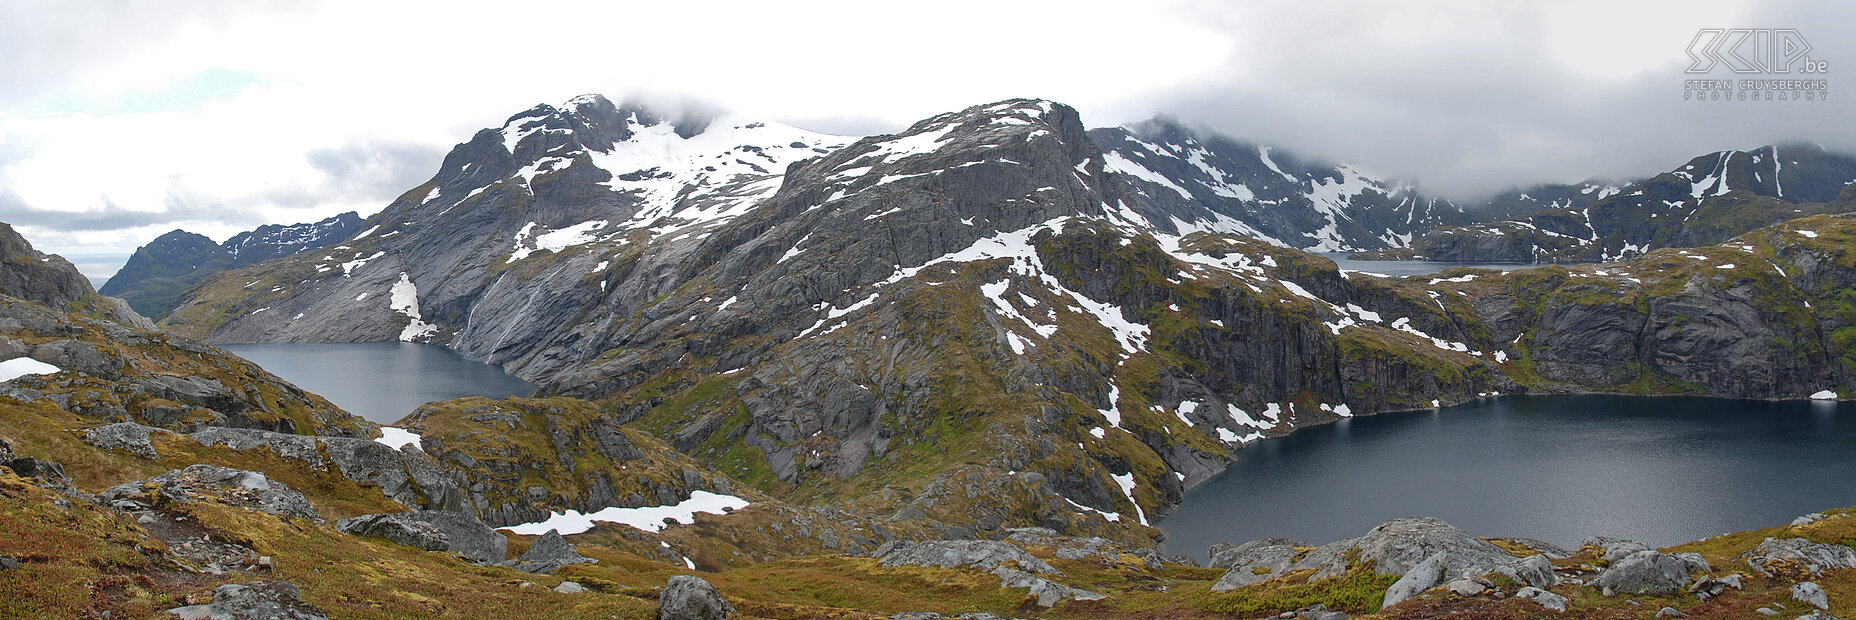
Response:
[221,342,536,425]
[1159,394,1856,562]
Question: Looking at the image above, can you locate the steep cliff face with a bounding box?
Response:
[0,223,150,328]
[1414,144,1856,262]
[102,213,361,319]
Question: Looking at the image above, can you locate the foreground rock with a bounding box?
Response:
[1597,550,1691,595]
[84,421,167,458]
[514,530,596,574]
[1515,585,1569,612]
[1742,538,1856,576]
[105,465,319,521]
[166,581,327,620]
[879,539,1057,574]
[1212,517,1519,592]
[337,511,507,564]
[659,575,735,620]
[879,539,1100,606]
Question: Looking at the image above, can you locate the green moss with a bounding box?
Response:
[1199,551,1397,616]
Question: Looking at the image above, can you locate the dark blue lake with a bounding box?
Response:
[1158,395,1856,561]
[220,342,536,425]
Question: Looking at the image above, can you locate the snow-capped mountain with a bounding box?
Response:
[1414,144,1856,262]
[157,95,1856,536]
[1087,118,1470,252]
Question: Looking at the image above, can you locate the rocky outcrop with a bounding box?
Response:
[514,530,595,574]
[878,539,1057,574]
[1209,538,1306,589]
[0,292,369,438]
[104,465,320,521]
[1596,550,1691,595]
[1213,517,1524,597]
[1741,538,1856,576]
[658,575,735,620]
[337,510,507,565]
[0,222,150,327]
[83,422,167,458]
[186,427,465,512]
[166,581,328,620]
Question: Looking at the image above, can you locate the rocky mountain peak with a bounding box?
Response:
[1088,117,1464,251]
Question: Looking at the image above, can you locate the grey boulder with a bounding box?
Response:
[1213,517,1516,592]
[990,566,1104,608]
[1496,553,1558,588]
[1515,586,1568,612]
[1208,538,1305,590]
[659,574,734,620]
[1742,538,1856,576]
[1584,536,1651,563]
[878,539,1056,574]
[84,422,165,458]
[337,511,507,565]
[1793,581,1830,610]
[515,530,597,574]
[167,581,328,620]
[1597,550,1690,596]
[1382,551,1447,608]
[106,465,318,521]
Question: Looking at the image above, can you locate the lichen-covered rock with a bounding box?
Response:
[658,574,735,620]
[1673,552,1711,574]
[1515,585,1568,612]
[1583,536,1651,563]
[1382,551,1447,609]
[1215,517,1515,592]
[878,539,1056,574]
[30,339,123,380]
[1209,538,1303,589]
[337,511,506,565]
[104,465,318,521]
[84,422,165,458]
[1742,538,1856,576]
[514,530,596,574]
[1496,553,1558,588]
[167,581,327,620]
[990,566,1104,608]
[1598,550,1690,596]
[1793,581,1831,610]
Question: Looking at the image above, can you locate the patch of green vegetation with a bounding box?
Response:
[1199,552,1397,616]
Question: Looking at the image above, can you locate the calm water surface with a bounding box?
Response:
[221,342,536,425]
[1158,395,1856,561]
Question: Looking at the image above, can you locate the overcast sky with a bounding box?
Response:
[3,0,1852,261]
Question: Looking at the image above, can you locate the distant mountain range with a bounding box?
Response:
[100,212,362,319]
[1411,144,1856,262]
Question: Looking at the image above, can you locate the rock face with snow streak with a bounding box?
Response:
[1414,144,1856,262]
[1088,118,1474,252]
